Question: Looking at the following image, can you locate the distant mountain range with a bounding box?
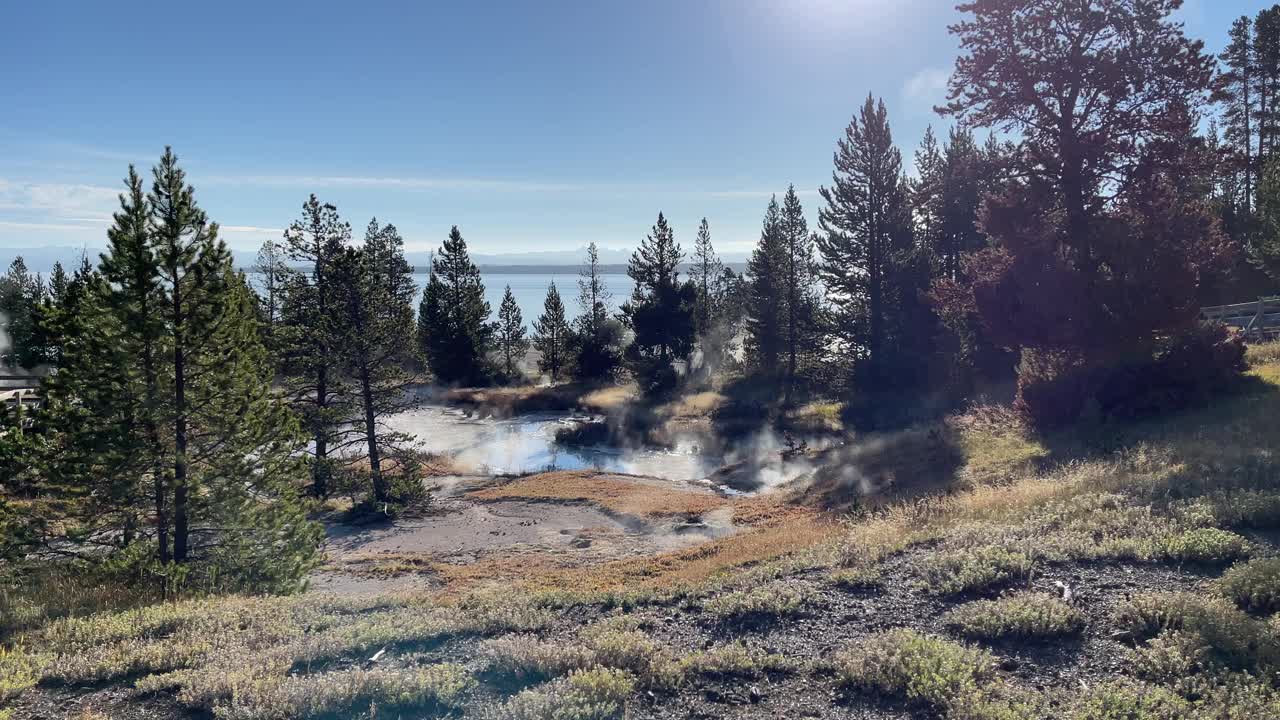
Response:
[0,246,749,275]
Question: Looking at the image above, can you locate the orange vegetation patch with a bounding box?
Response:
[428,509,839,595]
[466,470,729,518]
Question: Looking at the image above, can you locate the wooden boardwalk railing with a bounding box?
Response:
[1202,297,1280,339]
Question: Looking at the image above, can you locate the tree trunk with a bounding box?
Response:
[172,284,190,563]
[143,337,169,564]
[360,363,387,503]
[313,363,329,498]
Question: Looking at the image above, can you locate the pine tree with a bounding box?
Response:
[253,239,290,354]
[817,95,916,376]
[691,218,723,334]
[778,185,822,401]
[0,257,46,368]
[278,195,353,498]
[622,213,695,395]
[745,197,786,373]
[1218,15,1256,216]
[533,282,571,382]
[416,226,493,385]
[1258,7,1280,181]
[913,127,987,282]
[97,167,168,558]
[574,242,621,380]
[333,219,419,503]
[497,285,529,380]
[36,151,320,588]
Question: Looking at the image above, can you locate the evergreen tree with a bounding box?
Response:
[38,175,158,558]
[0,257,45,368]
[35,151,320,588]
[47,262,69,308]
[333,219,419,504]
[533,282,571,382]
[690,218,723,334]
[621,213,696,395]
[745,197,786,373]
[496,285,529,380]
[98,167,168,558]
[253,238,290,354]
[817,95,918,387]
[778,185,822,401]
[278,195,353,498]
[1258,7,1280,180]
[574,242,622,380]
[416,226,493,385]
[1218,15,1257,216]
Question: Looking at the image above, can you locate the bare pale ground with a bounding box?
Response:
[311,470,805,596]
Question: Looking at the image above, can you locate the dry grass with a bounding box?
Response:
[578,386,636,412]
[657,391,726,418]
[467,471,727,518]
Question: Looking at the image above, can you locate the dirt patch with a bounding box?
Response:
[313,472,754,595]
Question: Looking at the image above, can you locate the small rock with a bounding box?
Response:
[999,657,1020,672]
[749,685,764,703]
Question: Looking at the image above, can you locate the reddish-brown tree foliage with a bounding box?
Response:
[935,0,1236,426]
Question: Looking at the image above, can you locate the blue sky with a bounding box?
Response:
[0,0,1260,257]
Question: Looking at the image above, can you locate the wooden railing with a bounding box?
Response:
[1202,297,1280,339]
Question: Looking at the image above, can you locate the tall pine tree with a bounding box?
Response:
[278,195,353,498]
[779,186,822,402]
[622,213,696,395]
[416,226,493,385]
[574,242,621,380]
[817,95,917,386]
[534,282,571,382]
[496,285,529,380]
[333,219,419,503]
[691,218,723,335]
[745,197,786,374]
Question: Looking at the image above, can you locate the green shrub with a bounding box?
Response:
[481,667,634,720]
[916,547,1034,596]
[1127,631,1206,684]
[584,630,680,689]
[833,629,1006,716]
[680,643,796,679]
[482,635,595,684]
[829,567,883,591]
[1115,592,1280,672]
[1159,528,1250,564]
[1217,558,1280,612]
[942,592,1084,640]
[0,645,36,700]
[702,585,809,625]
[1068,681,1189,720]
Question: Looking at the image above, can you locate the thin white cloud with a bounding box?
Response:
[0,180,119,220]
[220,225,285,234]
[0,220,105,232]
[706,188,819,199]
[903,66,950,102]
[206,173,815,199]
[206,174,591,193]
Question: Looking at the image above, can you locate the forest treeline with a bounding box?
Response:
[3,0,1280,590]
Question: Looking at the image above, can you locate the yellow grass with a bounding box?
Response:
[658,391,726,418]
[466,470,727,518]
[578,385,636,412]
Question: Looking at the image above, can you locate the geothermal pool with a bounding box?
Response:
[384,405,723,480]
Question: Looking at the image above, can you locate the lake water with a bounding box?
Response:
[250,271,631,330]
[451,272,630,329]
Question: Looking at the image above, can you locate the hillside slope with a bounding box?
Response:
[6,345,1280,720]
